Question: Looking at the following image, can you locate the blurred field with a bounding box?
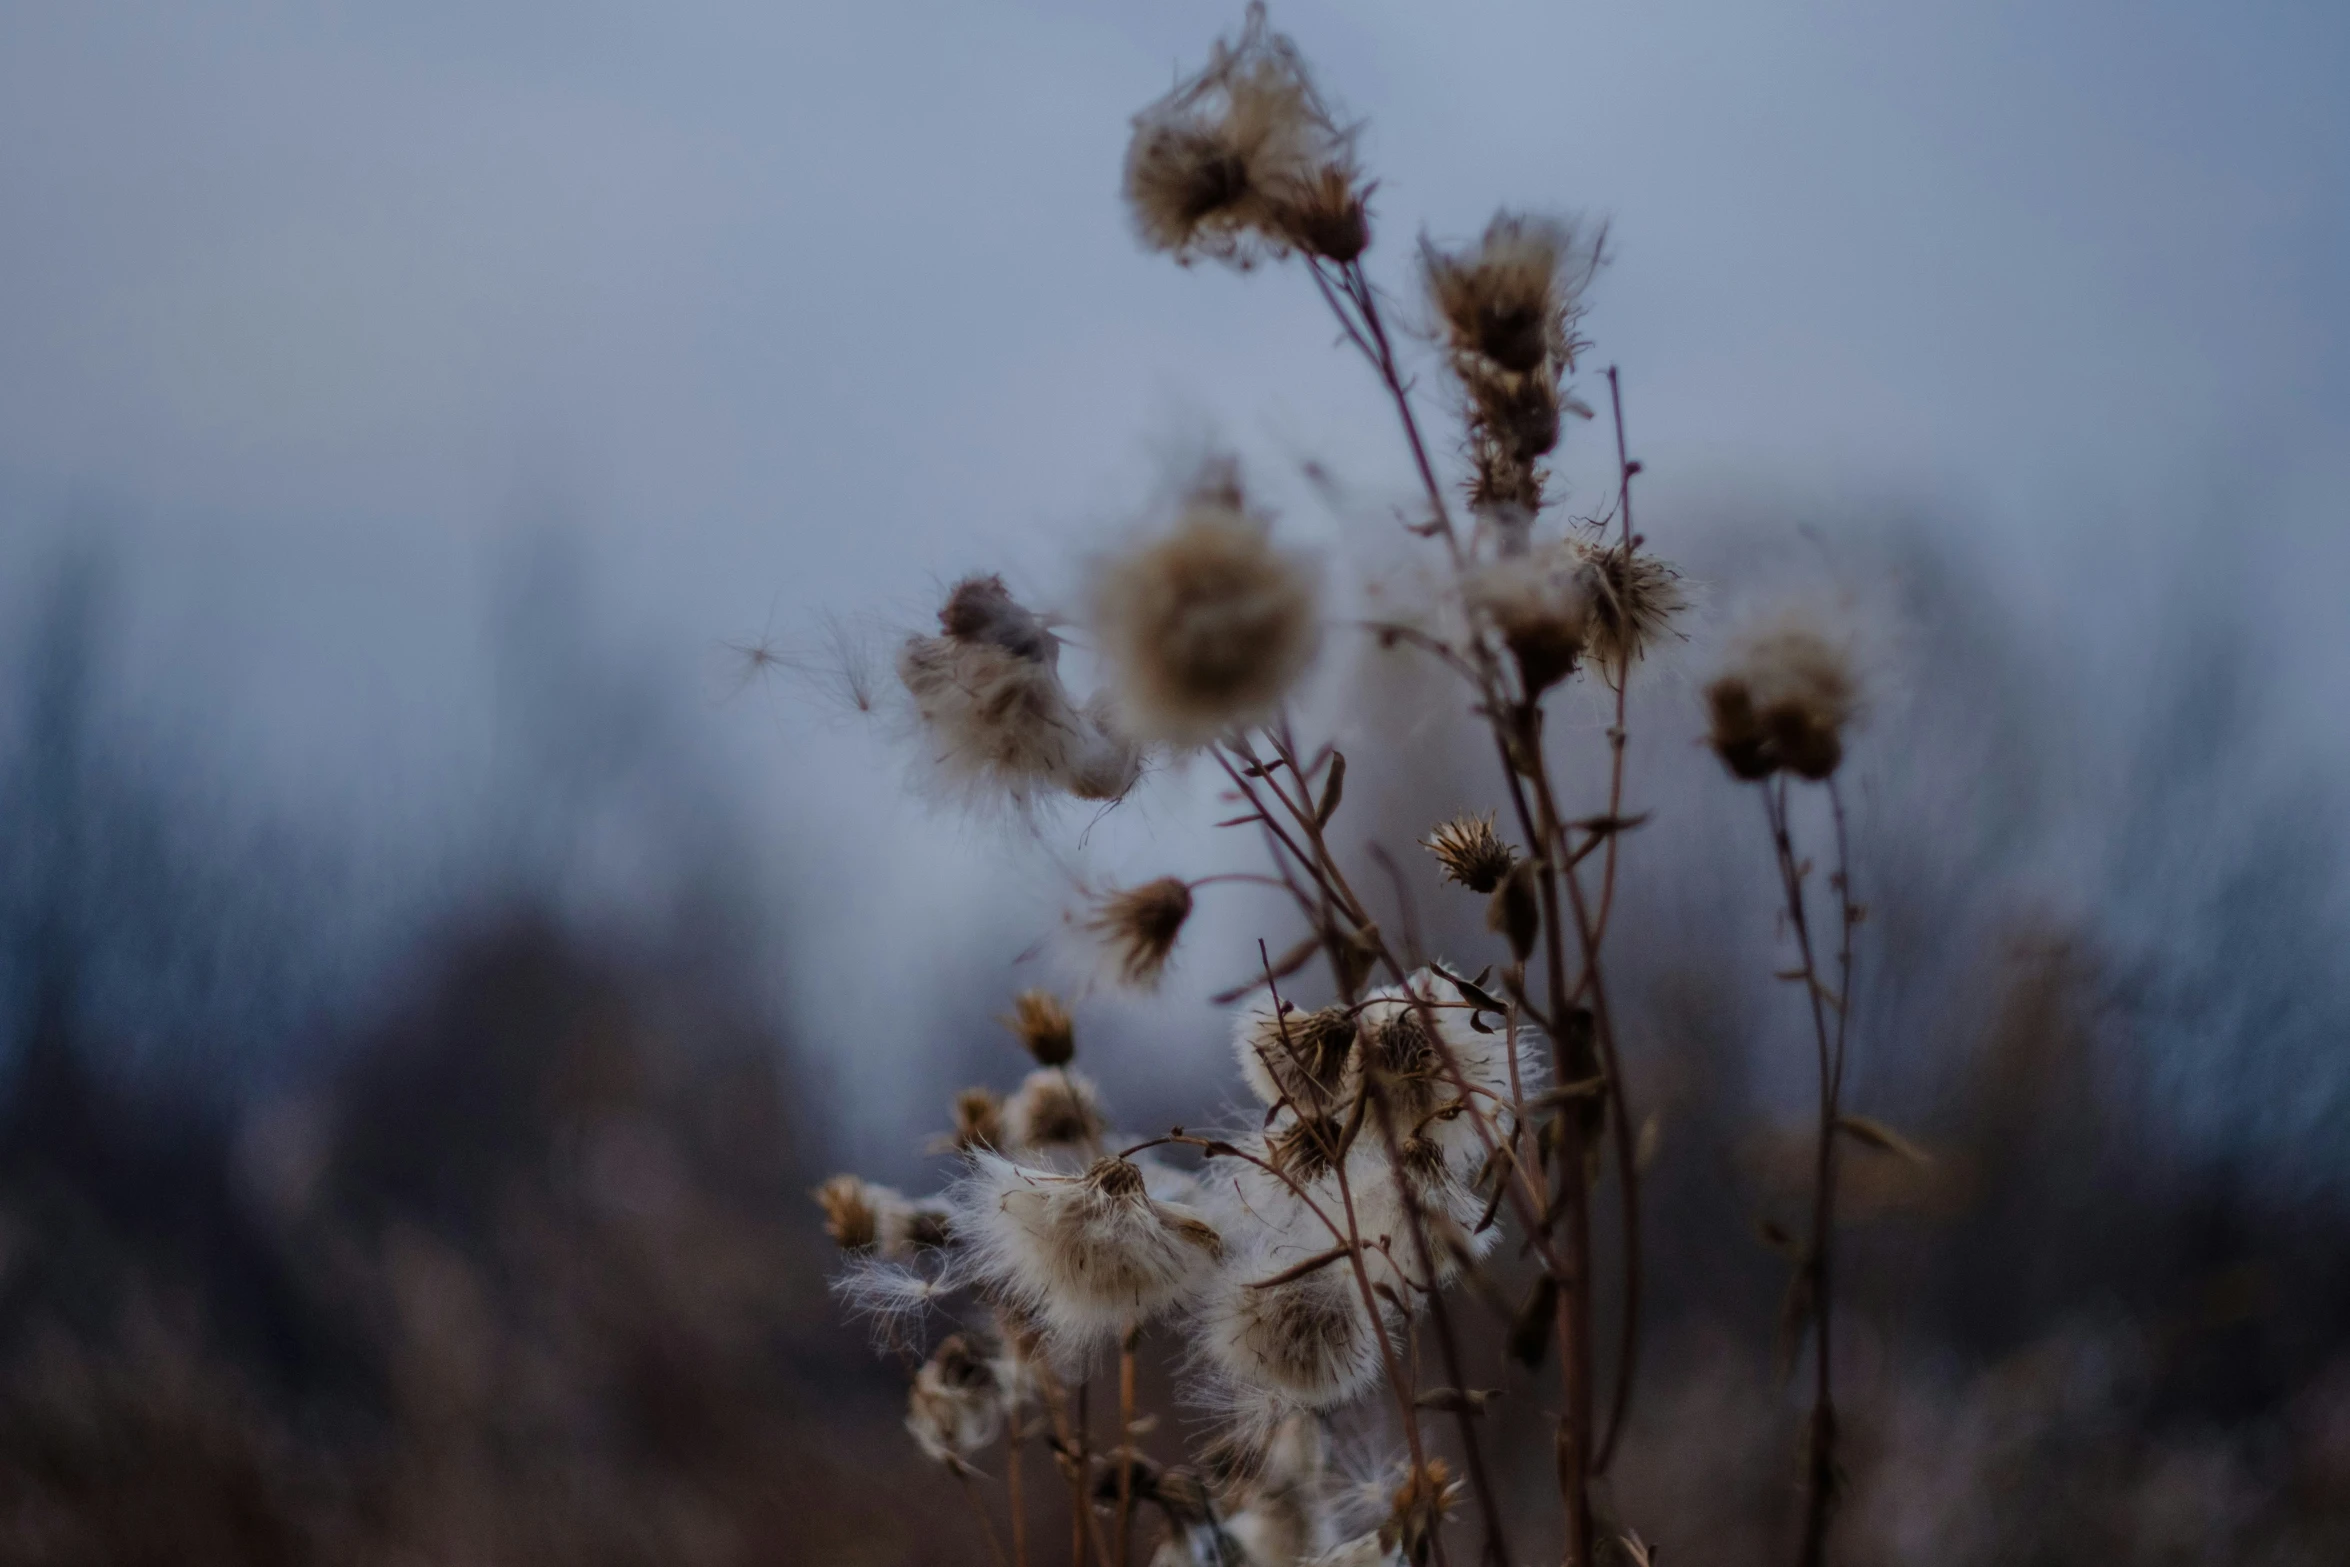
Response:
[3,533,2348,1566]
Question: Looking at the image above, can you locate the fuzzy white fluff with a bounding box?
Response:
[1195,1240,1384,1409]
[957,1152,1224,1346]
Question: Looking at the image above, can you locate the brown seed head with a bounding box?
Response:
[937,573,1058,662]
[1088,877,1196,989]
[1085,1154,1150,1200]
[1273,163,1371,262]
[1463,547,1591,694]
[1705,623,1859,781]
[1003,1068,1108,1153]
[1237,1002,1358,1110]
[1004,988,1076,1066]
[814,1174,878,1251]
[1422,811,1517,894]
[1122,4,1356,269]
[1092,468,1320,747]
[1423,212,1601,375]
[1574,539,1687,677]
[949,1086,1005,1152]
[1382,1458,1462,1563]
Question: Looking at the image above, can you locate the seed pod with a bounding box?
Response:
[1486,858,1542,961]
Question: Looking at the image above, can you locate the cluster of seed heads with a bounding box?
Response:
[800,7,1870,1566]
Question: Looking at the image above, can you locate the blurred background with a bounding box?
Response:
[1,1,2345,1562]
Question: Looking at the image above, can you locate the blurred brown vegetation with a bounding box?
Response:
[0,915,952,1566]
[4,538,2349,1565]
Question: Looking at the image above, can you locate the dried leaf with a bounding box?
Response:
[1835,1115,1931,1165]
[1415,1387,1499,1416]
[1506,1274,1559,1367]
[1315,750,1347,827]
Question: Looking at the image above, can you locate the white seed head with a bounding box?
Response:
[906,1333,1007,1469]
[1234,1002,1359,1113]
[960,1152,1225,1345]
[897,574,1141,807]
[1196,1245,1383,1409]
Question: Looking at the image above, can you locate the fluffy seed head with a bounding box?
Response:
[1235,1002,1359,1112]
[897,575,1142,807]
[1197,1247,1383,1408]
[1005,988,1076,1067]
[1705,622,1859,781]
[962,1152,1225,1343]
[1089,877,1196,990]
[1124,4,1360,268]
[1574,540,1686,677]
[1092,465,1320,747]
[907,1333,1006,1470]
[1462,545,1591,695]
[1423,213,1601,375]
[1422,812,1517,894]
[815,1175,949,1259]
[1002,1068,1109,1154]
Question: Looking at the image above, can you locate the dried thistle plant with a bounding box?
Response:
[791,10,1892,1567]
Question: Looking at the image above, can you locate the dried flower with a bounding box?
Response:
[1001,1068,1109,1154]
[1462,544,1591,694]
[948,1086,1005,1152]
[1422,812,1517,894]
[1705,622,1859,781]
[1235,1002,1358,1112]
[962,1153,1225,1342]
[1197,1245,1382,1408]
[897,574,1142,807]
[907,1333,1006,1470]
[1089,877,1197,989]
[1005,988,1076,1067]
[815,1173,879,1250]
[815,1175,952,1258]
[1383,1459,1462,1564]
[1124,4,1362,268]
[1275,163,1371,263]
[1422,212,1602,376]
[1573,538,1686,677]
[1092,463,1319,747]
[1350,972,1532,1159]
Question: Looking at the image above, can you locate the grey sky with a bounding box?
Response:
[2,1,2344,1154]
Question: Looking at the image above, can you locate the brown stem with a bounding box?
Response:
[1115,1326,1137,1567]
[1371,1086,1516,1567]
[1760,779,1846,1567]
[955,1468,1012,1567]
[1007,1427,1029,1567]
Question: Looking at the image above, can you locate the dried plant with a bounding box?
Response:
[802,8,1913,1566]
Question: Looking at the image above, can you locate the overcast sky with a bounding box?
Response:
[2,1,2344,1153]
